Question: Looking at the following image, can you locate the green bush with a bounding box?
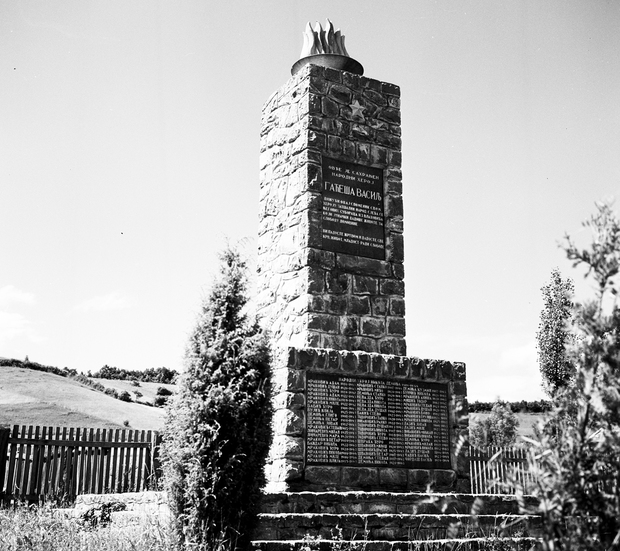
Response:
[470,400,519,447]
[156,386,173,396]
[118,390,132,402]
[160,246,272,551]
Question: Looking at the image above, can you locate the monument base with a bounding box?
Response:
[265,347,470,494]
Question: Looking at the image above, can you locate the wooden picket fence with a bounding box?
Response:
[469,445,536,494]
[0,425,161,503]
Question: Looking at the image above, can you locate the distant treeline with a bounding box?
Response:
[88,365,178,384]
[469,399,552,413]
[0,358,79,377]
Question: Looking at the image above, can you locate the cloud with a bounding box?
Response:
[74,292,132,312]
[0,311,32,348]
[0,285,36,307]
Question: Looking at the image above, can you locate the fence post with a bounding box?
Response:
[150,431,162,490]
[0,427,9,497]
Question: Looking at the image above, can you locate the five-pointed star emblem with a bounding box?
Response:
[350,99,365,120]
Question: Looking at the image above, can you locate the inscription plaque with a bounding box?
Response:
[306,372,451,469]
[321,157,385,260]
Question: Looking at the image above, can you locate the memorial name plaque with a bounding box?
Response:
[321,157,385,260]
[306,372,451,469]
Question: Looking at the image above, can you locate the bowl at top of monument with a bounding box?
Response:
[291,53,364,76]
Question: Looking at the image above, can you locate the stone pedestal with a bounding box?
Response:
[257,63,469,493]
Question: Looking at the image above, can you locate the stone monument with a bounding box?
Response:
[257,21,469,493]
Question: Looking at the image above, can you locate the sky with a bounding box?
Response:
[1,1,619,402]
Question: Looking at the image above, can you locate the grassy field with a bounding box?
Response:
[0,365,168,430]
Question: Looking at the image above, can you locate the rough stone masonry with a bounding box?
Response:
[257,62,469,493]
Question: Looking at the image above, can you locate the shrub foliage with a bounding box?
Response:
[526,202,620,550]
[160,247,272,551]
[470,399,519,448]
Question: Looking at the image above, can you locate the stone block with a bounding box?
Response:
[439,361,454,380]
[321,334,349,351]
[341,71,360,89]
[336,255,392,277]
[305,466,341,486]
[392,262,405,280]
[270,435,304,459]
[425,360,438,379]
[342,467,378,488]
[407,469,431,489]
[348,295,370,315]
[380,278,405,296]
[454,381,467,396]
[433,470,457,490]
[327,135,342,155]
[272,391,305,411]
[353,275,379,295]
[454,362,467,380]
[342,139,356,159]
[273,409,304,436]
[381,82,400,96]
[329,84,352,104]
[270,458,303,482]
[325,295,347,314]
[371,297,388,316]
[371,354,384,374]
[307,266,325,293]
[378,468,407,489]
[410,357,426,378]
[327,349,341,370]
[386,195,404,218]
[322,97,339,117]
[370,144,387,165]
[342,351,357,372]
[351,336,378,353]
[308,313,338,334]
[387,317,406,336]
[326,271,349,293]
[361,317,385,337]
[390,297,405,316]
[341,316,359,336]
[378,106,401,125]
[309,295,325,312]
[272,367,305,393]
[387,233,404,262]
[363,89,388,107]
[357,142,371,163]
[394,357,409,377]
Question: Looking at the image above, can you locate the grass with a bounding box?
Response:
[0,503,177,551]
[0,365,166,430]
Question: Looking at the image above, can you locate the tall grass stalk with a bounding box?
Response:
[0,503,176,551]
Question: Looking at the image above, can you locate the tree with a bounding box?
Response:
[526,202,620,550]
[470,399,519,448]
[160,246,272,551]
[537,268,575,396]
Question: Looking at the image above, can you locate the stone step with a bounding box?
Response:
[254,512,541,541]
[251,537,540,551]
[259,492,538,516]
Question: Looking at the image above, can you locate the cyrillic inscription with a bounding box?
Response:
[321,157,385,260]
[307,372,451,469]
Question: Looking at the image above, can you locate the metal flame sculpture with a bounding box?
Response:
[300,20,350,58]
[292,20,363,76]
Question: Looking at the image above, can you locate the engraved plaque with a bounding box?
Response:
[321,157,385,260]
[306,372,451,469]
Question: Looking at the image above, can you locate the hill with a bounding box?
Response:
[0,365,167,430]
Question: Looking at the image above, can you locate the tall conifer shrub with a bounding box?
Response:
[160,247,272,551]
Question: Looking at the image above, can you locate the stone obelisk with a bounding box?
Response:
[257,21,469,493]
